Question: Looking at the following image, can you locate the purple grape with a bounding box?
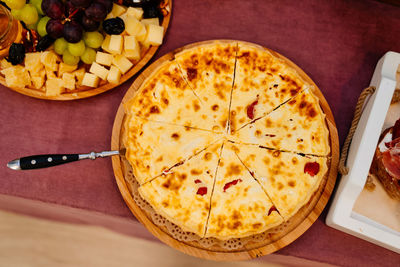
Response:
[46,19,64,39]
[65,1,83,19]
[63,21,83,43]
[95,0,112,13]
[81,15,99,31]
[70,0,92,9]
[84,2,107,22]
[42,0,65,19]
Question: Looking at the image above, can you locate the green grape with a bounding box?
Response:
[29,0,44,15]
[67,40,86,57]
[37,16,50,37]
[80,47,96,64]
[26,18,40,30]
[19,4,39,25]
[4,0,25,10]
[54,38,68,55]
[83,31,104,49]
[63,50,80,65]
[11,9,23,20]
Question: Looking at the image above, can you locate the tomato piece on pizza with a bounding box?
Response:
[233,89,330,156]
[205,142,283,239]
[229,43,307,132]
[125,60,219,132]
[233,143,328,220]
[174,42,238,132]
[124,116,222,185]
[138,141,223,237]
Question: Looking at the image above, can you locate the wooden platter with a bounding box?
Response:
[111,40,339,261]
[0,1,172,100]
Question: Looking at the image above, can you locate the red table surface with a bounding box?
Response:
[1,0,400,265]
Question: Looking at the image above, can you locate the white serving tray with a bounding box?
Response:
[326,51,400,253]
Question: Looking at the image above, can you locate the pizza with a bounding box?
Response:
[175,43,237,132]
[139,141,223,236]
[232,89,330,156]
[232,142,328,219]
[123,41,331,240]
[124,116,221,184]
[229,43,307,133]
[124,59,218,132]
[206,142,283,239]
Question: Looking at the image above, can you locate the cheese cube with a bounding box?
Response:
[125,17,145,36]
[40,51,59,71]
[136,24,148,43]
[73,68,85,86]
[45,66,56,79]
[143,24,164,46]
[126,7,143,19]
[101,35,112,54]
[141,18,159,26]
[111,3,126,17]
[62,72,76,90]
[96,51,113,66]
[108,35,123,54]
[81,73,99,87]
[31,72,45,90]
[107,65,121,84]
[112,55,133,74]
[45,77,64,96]
[1,65,31,88]
[89,62,109,80]
[124,36,139,53]
[119,12,129,24]
[123,50,140,61]
[1,58,12,69]
[29,67,46,90]
[124,36,141,60]
[58,62,78,77]
[24,53,43,72]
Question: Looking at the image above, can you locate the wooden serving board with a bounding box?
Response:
[111,40,339,261]
[0,1,172,100]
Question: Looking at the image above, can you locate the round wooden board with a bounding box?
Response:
[111,40,339,261]
[0,1,172,100]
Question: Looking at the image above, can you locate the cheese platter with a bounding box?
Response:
[0,0,171,100]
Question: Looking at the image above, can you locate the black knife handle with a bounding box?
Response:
[19,154,79,170]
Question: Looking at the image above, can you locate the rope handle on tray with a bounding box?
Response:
[338,86,376,175]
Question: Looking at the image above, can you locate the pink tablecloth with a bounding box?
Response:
[1,0,399,265]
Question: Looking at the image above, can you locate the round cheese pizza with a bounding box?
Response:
[123,41,330,240]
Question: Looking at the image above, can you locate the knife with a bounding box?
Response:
[7,150,123,170]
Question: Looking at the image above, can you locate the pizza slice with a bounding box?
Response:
[138,141,223,237]
[205,142,283,239]
[124,59,219,132]
[232,89,330,156]
[232,142,328,220]
[229,42,307,132]
[124,116,222,184]
[174,42,238,132]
